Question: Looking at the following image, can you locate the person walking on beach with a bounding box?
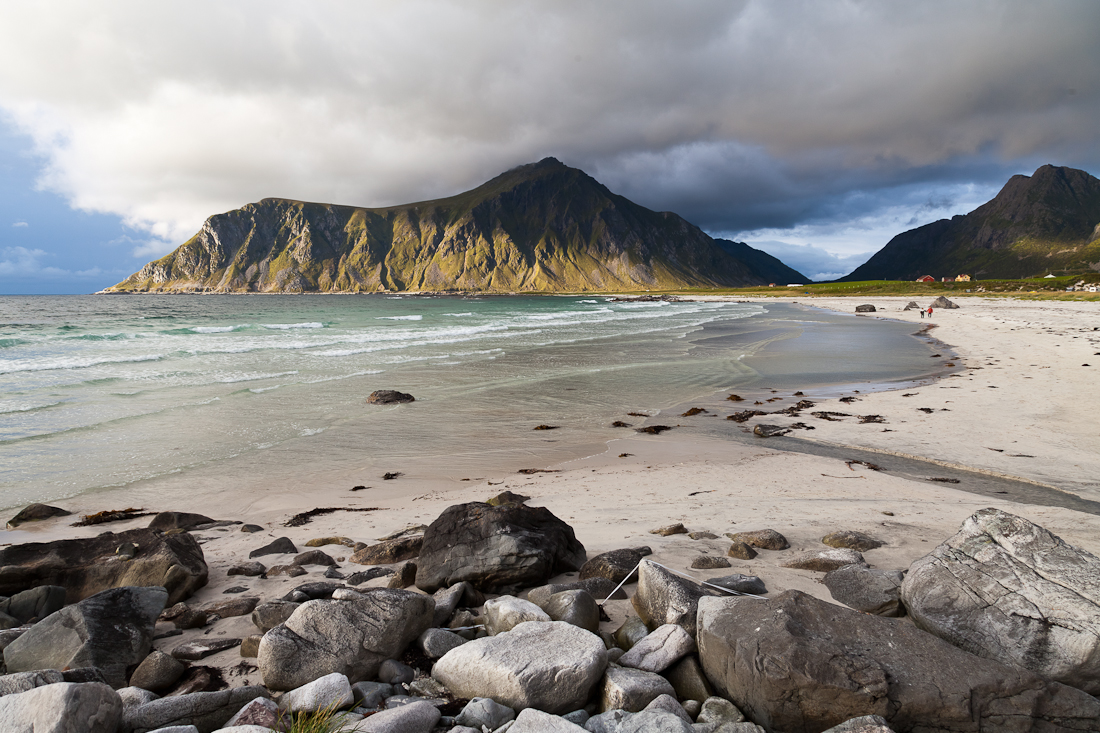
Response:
[920,307,924,319]
[927,307,933,318]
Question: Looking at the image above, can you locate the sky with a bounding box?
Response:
[1,1,1098,293]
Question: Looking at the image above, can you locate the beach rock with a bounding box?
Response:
[415,502,586,593]
[613,616,650,651]
[147,512,214,531]
[351,680,393,709]
[585,708,694,733]
[366,390,415,404]
[377,659,415,685]
[690,555,731,570]
[129,650,186,693]
[386,561,417,588]
[600,666,675,713]
[930,295,959,309]
[0,681,121,733]
[725,529,789,550]
[431,582,469,626]
[901,507,1100,694]
[542,589,600,633]
[346,567,393,585]
[725,542,757,560]
[279,672,353,713]
[354,699,439,732]
[433,620,608,715]
[222,697,281,728]
[0,528,207,606]
[485,596,551,634]
[664,654,713,702]
[696,589,1100,733]
[247,537,296,558]
[6,503,71,528]
[631,559,717,635]
[121,685,268,733]
[239,524,263,533]
[824,564,904,617]
[510,707,587,731]
[250,601,299,632]
[782,548,864,572]
[258,588,433,690]
[0,585,66,624]
[487,490,530,506]
[455,697,516,730]
[579,548,651,584]
[306,536,355,548]
[753,424,791,438]
[351,536,423,565]
[0,669,65,696]
[823,715,896,733]
[118,685,157,708]
[697,696,746,725]
[643,693,692,724]
[854,304,876,313]
[706,574,767,595]
[281,581,344,601]
[822,530,884,552]
[170,638,240,661]
[226,562,265,577]
[239,635,262,658]
[689,531,719,540]
[202,596,258,618]
[649,523,688,536]
[418,627,467,658]
[527,578,626,606]
[291,549,337,567]
[618,623,695,673]
[4,586,167,688]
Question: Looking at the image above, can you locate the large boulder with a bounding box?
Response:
[0,585,66,624]
[630,559,718,635]
[0,528,207,605]
[257,588,433,690]
[432,620,607,715]
[929,295,959,309]
[366,390,415,404]
[4,586,167,688]
[697,590,1100,733]
[121,685,268,733]
[901,508,1100,694]
[823,564,904,617]
[6,503,71,528]
[415,502,587,593]
[0,681,121,733]
[579,548,651,584]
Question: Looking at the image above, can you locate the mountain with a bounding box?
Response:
[713,239,809,284]
[107,158,807,293]
[841,165,1100,282]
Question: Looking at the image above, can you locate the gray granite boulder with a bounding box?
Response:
[0,529,206,605]
[630,560,717,635]
[599,666,675,713]
[781,548,864,572]
[823,564,904,617]
[542,589,600,632]
[455,697,516,730]
[417,627,467,659]
[354,699,439,732]
[415,502,586,593]
[485,595,550,635]
[221,697,281,729]
[664,655,713,702]
[4,586,167,688]
[258,588,433,690]
[129,650,186,692]
[585,709,692,733]
[696,590,1100,732]
[0,681,121,733]
[122,685,268,733]
[617,623,695,673]
[512,707,587,731]
[823,715,896,732]
[902,508,1100,694]
[433,620,607,714]
[279,672,353,713]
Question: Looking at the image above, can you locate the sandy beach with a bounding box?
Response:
[3,295,1098,691]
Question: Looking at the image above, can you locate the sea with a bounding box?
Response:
[0,294,947,513]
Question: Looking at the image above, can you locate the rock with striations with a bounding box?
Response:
[4,586,167,688]
[351,536,423,565]
[122,685,269,733]
[631,559,718,635]
[414,502,586,593]
[366,390,415,404]
[617,623,695,673]
[0,585,66,624]
[0,529,207,606]
[696,589,1100,733]
[724,529,789,551]
[579,547,651,584]
[258,588,433,690]
[901,507,1100,694]
[0,681,121,733]
[823,564,904,617]
[147,512,214,531]
[6,503,71,528]
[432,620,607,715]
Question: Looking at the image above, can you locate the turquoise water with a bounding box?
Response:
[0,295,942,510]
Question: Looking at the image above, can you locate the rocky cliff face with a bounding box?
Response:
[841,165,1100,281]
[108,159,805,293]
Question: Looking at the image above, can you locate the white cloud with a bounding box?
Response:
[11,221,28,227]
[0,1,1096,253]
[0,246,116,279]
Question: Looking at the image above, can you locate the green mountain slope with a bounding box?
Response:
[108,158,804,293]
[841,165,1100,282]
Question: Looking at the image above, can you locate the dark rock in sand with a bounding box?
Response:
[4,586,167,688]
[291,549,337,567]
[707,574,767,595]
[855,304,876,313]
[267,564,307,578]
[822,530,885,551]
[902,508,1100,695]
[323,567,345,579]
[824,564,904,617]
[281,581,344,602]
[147,511,214,531]
[580,547,652,584]
[248,536,297,558]
[486,490,530,506]
[415,502,586,593]
[240,524,264,533]
[725,528,790,551]
[171,638,241,661]
[129,649,186,693]
[251,600,299,633]
[753,424,791,437]
[387,561,418,589]
[726,542,757,560]
[0,528,207,606]
[542,589,601,633]
[650,523,688,536]
[346,567,394,585]
[226,561,266,577]
[0,585,65,625]
[6,503,71,528]
[351,536,423,565]
[697,589,1100,733]
[930,295,959,309]
[631,559,718,635]
[203,596,259,618]
[366,390,415,404]
[691,555,732,570]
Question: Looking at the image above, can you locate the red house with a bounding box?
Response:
[915,275,935,282]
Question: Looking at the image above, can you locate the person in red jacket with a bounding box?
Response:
[927,307,933,318]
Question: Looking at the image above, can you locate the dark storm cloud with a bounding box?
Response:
[0,0,1096,260]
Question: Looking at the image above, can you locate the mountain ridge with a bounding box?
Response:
[107,158,808,293]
